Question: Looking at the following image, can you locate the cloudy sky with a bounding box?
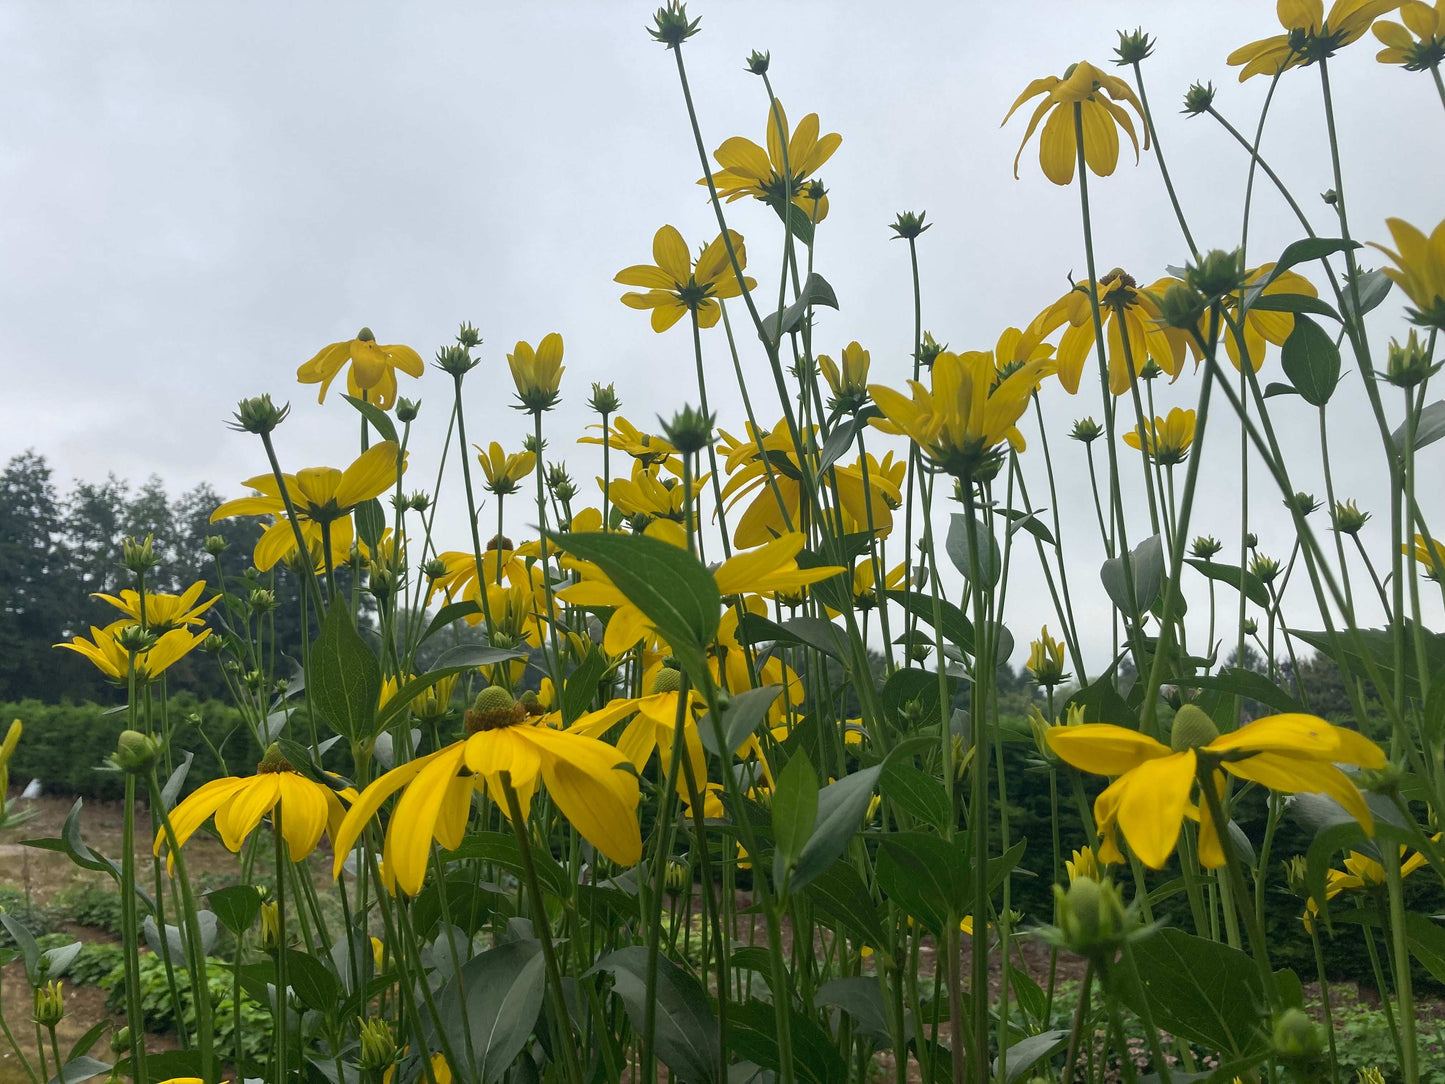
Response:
[2,1,1440,669]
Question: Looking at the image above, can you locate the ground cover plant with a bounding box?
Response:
[3,2,1445,1081]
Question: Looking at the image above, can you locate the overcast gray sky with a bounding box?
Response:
[3,1,1440,668]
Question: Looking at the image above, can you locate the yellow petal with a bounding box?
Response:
[1046,724,1172,775]
[1114,750,1195,869]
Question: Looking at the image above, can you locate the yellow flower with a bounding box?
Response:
[836,558,907,613]
[1219,264,1319,372]
[1374,1,1445,66]
[1027,626,1069,686]
[1371,217,1445,329]
[1305,837,1436,927]
[157,745,347,866]
[869,349,1055,478]
[616,226,756,333]
[1123,407,1197,466]
[712,531,846,599]
[1048,712,1385,869]
[507,334,565,412]
[1002,61,1148,186]
[706,101,841,221]
[607,461,705,527]
[1066,845,1112,883]
[578,416,677,466]
[1404,533,1445,578]
[818,342,871,410]
[210,442,405,572]
[1228,0,1399,80]
[476,441,536,496]
[383,1054,452,1084]
[92,581,217,633]
[296,328,424,411]
[332,691,641,896]
[1032,271,1191,395]
[718,420,901,548]
[56,622,209,682]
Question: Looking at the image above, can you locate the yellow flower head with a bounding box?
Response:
[1228,0,1400,80]
[476,441,536,496]
[607,461,705,528]
[1123,407,1197,466]
[210,442,405,571]
[157,744,348,867]
[579,416,677,466]
[333,691,641,896]
[869,349,1055,479]
[507,334,565,412]
[1374,2,1445,67]
[92,580,218,633]
[716,420,900,548]
[1404,533,1445,579]
[1371,217,1445,329]
[1066,845,1109,883]
[1002,61,1148,186]
[1027,626,1069,686]
[1033,271,1192,395]
[1048,710,1385,870]
[1218,264,1320,372]
[56,622,210,683]
[296,328,425,411]
[706,101,841,221]
[617,226,756,333]
[818,342,871,409]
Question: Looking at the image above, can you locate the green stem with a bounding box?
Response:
[1383,845,1418,1084]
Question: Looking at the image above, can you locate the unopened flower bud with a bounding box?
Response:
[1113,27,1155,64]
[357,1017,397,1071]
[916,332,946,369]
[1385,329,1435,388]
[395,397,420,423]
[659,404,716,456]
[456,322,482,349]
[744,49,770,74]
[664,858,691,896]
[121,534,158,574]
[1070,417,1103,443]
[259,900,281,951]
[33,981,64,1028]
[1285,491,1319,516]
[230,394,290,434]
[114,624,157,655]
[435,343,478,377]
[1333,499,1369,535]
[588,382,621,415]
[1272,1006,1325,1063]
[249,588,276,613]
[1282,855,1310,897]
[1181,80,1216,115]
[1054,876,1131,957]
[889,211,931,240]
[650,1,701,48]
[1186,248,1247,299]
[1250,554,1281,583]
[1190,535,1222,559]
[114,730,160,774]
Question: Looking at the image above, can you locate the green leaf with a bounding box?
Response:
[1170,667,1303,715]
[284,947,340,1013]
[761,272,838,341]
[1247,292,1342,322]
[561,647,609,726]
[773,750,820,888]
[445,832,570,899]
[879,760,951,831]
[995,507,1056,546]
[698,684,784,759]
[342,394,399,444]
[0,912,40,982]
[593,947,719,1084]
[1392,399,1445,453]
[1290,622,1445,702]
[1100,534,1164,617]
[945,513,1001,587]
[1340,267,1392,320]
[1066,670,1139,729]
[208,885,263,935]
[737,612,849,660]
[816,418,858,475]
[549,530,719,685]
[876,833,970,935]
[881,668,946,731]
[1406,913,1445,985]
[309,603,381,743]
[815,976,893,1048]
[1186,559,1270,607]
[1279,314,1341,406]
[804,860,887,950]
[433,939,545,1084]
[354,497,386,551]
[883,591,973,654]
[793,764,882,891]
[996,1030,1069,1084]
[1263,381,1298,398]
[1256,237,1359,289]
[420,600,482,645]
[49,1055,114,1083]
[1114,928,1271,1060]
[730,998,848,1084]
[1424,666,1445,749]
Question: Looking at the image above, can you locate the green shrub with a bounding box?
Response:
[51,881,126,934]
[0,883,56,945]
[67,940,124,986]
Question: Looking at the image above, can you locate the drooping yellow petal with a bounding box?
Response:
[1046,724,1173,776]
[1113,749,1196,869]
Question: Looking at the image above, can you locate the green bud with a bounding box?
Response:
[229,394,290,434]
[659,404,716,456]
[889,211,931,240]
[916,331,946,369]
[395,397,420,422]
[1250,554,1281,584]
[121,534,158,574]
[664,858,691,896]
[1284,491,1320,516]
[1186,248,1247,299]
[114,730,160,774]
[357,1017,397,1071]
[1191,535,1223,559]
[1385,328,1437,388]
[1113,27,1155,64]
[33,981,64,1027]
[456,322,482,349]
[114,623,157,655]
[649,1,700,48]
[1070,417,1103,443]
[1181,80,1216,116]
[589,381,621,415]
[1054,875,1131,957]
[745,49,770,75]
[1170,704,1221,752]
[1282,855,1310,897]
[204,534,229,556]
[1272,1006,1325,1061]
[1332,499,1369,535]
[435,343,478,377]
[1151,281,1208,331]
